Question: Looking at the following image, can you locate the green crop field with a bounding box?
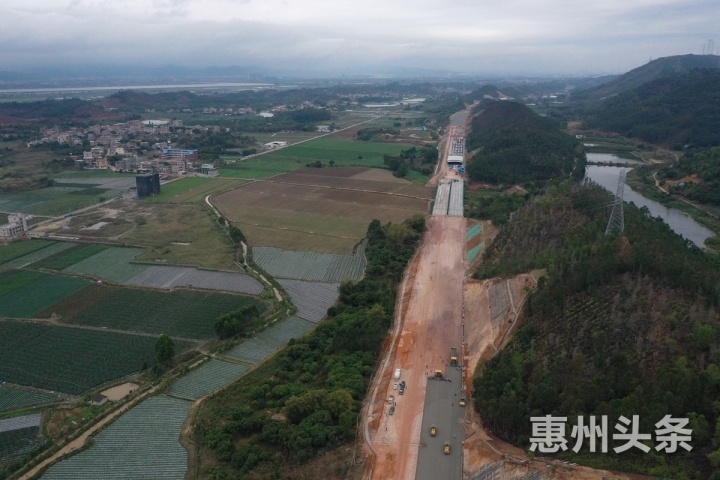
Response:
[40,244,109,270]
[0,387,59,413]
[0,272,89,318]
[0,320,194,395]
[0,240,56,265]
[220,136,412,179]
[54,171,136,179]
[47,286,267,340]
[0,188,118,217]
[63,247,148,283]
[144,177,214,202]
[41,395,190,480]
[0,242,77,270]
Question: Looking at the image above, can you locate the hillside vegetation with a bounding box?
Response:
[572,54,720,102]
[465,101,585,184]
[473,184,720,479]
[583,68,720,147]
[656,146,720,206]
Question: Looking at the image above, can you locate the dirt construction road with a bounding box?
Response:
[365,215,466,480]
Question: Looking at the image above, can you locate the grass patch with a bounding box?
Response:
[118,203,238,270]
[144,177,214,202]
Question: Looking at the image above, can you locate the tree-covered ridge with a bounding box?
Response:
[473,184,720,478]
[658,146,720,206]
[583,69,720,147]
[572,54,720,102]
[465,101,585,184]
[194,215,425,479]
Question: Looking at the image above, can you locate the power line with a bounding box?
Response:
[605,170,626,235]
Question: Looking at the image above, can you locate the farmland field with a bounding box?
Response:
[224,316,314,364]
[253,241,366,282]
[213,168,431,254]
[168,359,249,400]
[41,395,190,480]
[168,178,245,203]
[0,387,59,413]
[144,177,213,202]
[0,240,56,265]
[276,279,339,323]
[42,285,267,340]
[236,224,359,254]
[0,320,194,394]
[0,242,77,270]
[39,244,109,270]
[0,185,125,217]
[62,247,148,283]
[126,266,263,295]
[219,135,415,179]
[0,272,89,318]
[0,426,43,469]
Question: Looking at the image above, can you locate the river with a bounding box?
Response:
[583,153,714,248]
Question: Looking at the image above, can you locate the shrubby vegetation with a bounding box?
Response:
[214,305,262,339]
[465,192,531,226]
[194,215,425,479]
[355,127,399,141]
[383,145,438,177]
[656,146,720,206]
[465,101,585,185]
[473,183,720,478]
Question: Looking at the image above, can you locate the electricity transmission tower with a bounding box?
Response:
[605,170,626,235]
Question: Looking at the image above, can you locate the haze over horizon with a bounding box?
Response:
[1,0,719,77]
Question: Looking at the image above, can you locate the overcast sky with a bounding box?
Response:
[1,0,718,76]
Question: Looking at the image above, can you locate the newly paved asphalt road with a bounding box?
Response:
[416,364,464,480]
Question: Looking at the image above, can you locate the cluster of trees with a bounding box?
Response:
[657,146,720,206]
[214,305,262,339]
[473,184,720,478]
[355,127,399,141]
[383,145,438,177]
[465,101,585,185]
[465,192,531,226]
[175,129,256,161]
[195,215,425,478]
[583,69,720,148]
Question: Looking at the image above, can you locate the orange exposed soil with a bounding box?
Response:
[364,215,466,480]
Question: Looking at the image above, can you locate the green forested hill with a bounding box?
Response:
[583,69,720,147]
[573,54,720,101]
[465,100,585,184]
[473,184,720,479]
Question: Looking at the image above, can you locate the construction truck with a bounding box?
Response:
[450,348,458,366]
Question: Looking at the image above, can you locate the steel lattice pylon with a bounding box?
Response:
[605,170,626,235]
